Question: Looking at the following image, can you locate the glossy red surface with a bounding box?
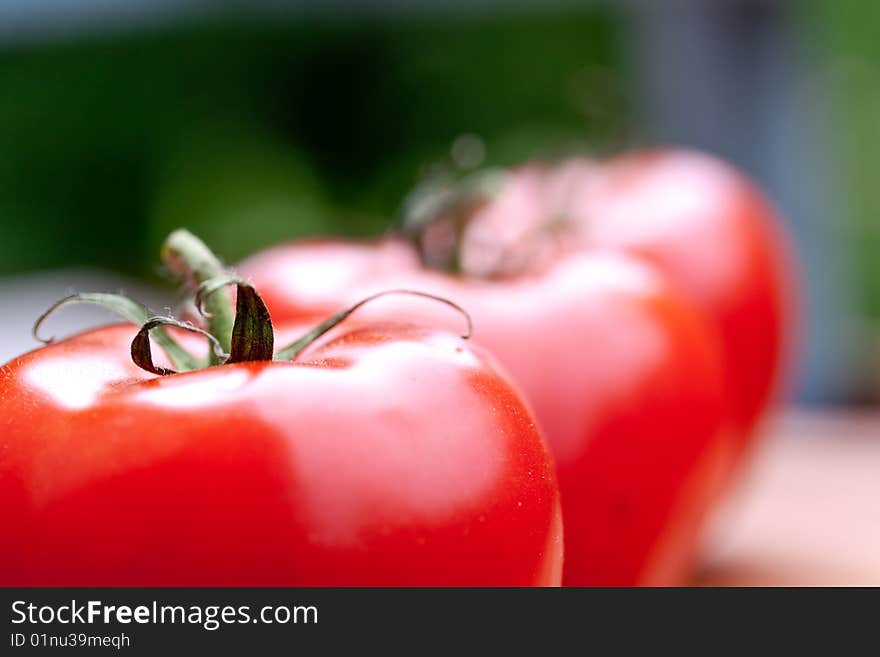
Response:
[0,322,562,586]
[242,244,729,585]
[547,150,796,442]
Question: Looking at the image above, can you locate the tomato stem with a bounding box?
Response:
[161,229,235,364]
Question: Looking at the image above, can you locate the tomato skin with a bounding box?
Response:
[242,243,729,585]
[0,322,562,586]
[545,150,796,443]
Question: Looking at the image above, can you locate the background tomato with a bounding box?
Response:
[549,150,797,445]
[242,242,728,585]
[0,320,562,586]
[454,149,796,461]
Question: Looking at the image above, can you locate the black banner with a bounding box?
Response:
[0,587,868,654]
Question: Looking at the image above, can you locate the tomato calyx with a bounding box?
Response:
[399,167,507,274]
[398,163,582,280]
[194,275,276,365]
[32,230,473,376]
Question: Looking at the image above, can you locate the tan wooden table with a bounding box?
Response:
[695,409,880,586]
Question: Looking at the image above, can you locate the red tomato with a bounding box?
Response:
[547,150,795,443]
[0,320,562,586]
[241,242,729,585]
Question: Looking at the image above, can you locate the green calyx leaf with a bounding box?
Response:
[196,275,274,364]
[131,316,227,375]
[274,289,472,362]
[33,292,203,372]
[397,167,508,274]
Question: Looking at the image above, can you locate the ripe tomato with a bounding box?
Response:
[510,150,795,445]
[0,319,562,586]
[242,242,729,585]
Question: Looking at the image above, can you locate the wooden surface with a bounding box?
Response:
[694,409,880,586]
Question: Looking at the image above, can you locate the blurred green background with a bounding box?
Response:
[0,10,619,274]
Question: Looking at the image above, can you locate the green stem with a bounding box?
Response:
[161,229,235,364]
